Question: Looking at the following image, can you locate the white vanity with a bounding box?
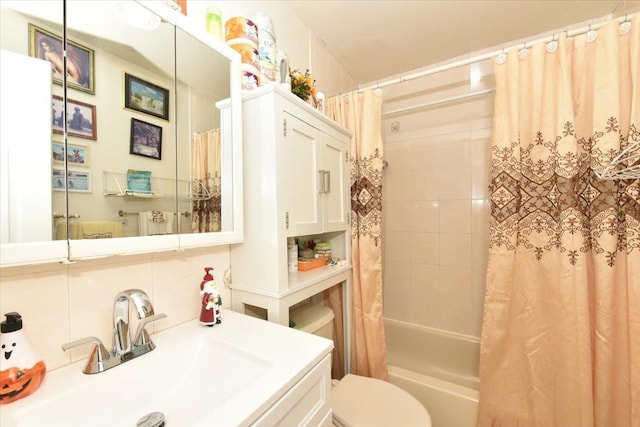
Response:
[0,311,334,427]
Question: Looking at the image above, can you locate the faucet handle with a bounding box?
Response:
[133,313,167,347]
[62,336,111,374]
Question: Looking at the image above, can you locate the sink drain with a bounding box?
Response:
[137,412,165,427]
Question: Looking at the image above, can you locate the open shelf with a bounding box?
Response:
[103,171,212,201]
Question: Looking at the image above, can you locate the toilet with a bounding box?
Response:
[291,303,432,427]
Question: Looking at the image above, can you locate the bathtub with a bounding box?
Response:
[385,318,480,427]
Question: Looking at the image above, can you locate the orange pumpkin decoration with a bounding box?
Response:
[0,361,46,404]
[1,312,47,404]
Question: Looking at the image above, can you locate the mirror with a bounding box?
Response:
[65,0,181,258]
[0,0,243,266]
[173,13,244,249]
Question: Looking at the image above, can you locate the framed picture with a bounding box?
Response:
[52,141,89,166]
[52,95,97,140]
[52,168,91,192]
[124,73,169,120]
[29,24,95,94]
[130,118,162,160]
[52,168,66,191]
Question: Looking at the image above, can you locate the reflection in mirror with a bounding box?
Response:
[0,1,69,266]
[175,27,232,234]
[64,1,179,240]
[0,0,242,266]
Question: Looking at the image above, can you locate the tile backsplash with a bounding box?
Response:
[0,246,231,371]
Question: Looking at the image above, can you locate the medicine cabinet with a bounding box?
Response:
[0,0,243,267]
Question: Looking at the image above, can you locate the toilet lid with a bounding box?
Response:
[331,374,432,427]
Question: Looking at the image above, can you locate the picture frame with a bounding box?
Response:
[52,95,97,140]
[124,73,169,120]
[52,168,91,193]
[29,24,95,94]
[52,141,89,167]
[130,118,162,160]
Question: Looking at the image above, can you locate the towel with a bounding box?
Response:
[138,211,176,236]
[56,221,123,239]
[80,221,124,239]
[151,210,165,223]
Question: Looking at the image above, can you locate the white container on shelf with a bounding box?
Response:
[288,237,298,272]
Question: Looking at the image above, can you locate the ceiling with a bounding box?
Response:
[286,1,640,85]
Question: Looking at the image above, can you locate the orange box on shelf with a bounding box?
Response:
[297,257,327,271]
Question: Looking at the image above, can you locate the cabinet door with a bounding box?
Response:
[285,113,322,236]
[322,133,349,232]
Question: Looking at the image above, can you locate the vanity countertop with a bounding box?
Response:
[0,311,333,427]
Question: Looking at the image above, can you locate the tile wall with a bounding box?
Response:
[381,58,494,337]
[0,246,231,371]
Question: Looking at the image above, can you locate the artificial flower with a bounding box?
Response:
[289,68,317,102]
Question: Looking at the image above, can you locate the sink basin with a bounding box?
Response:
[0,311,333,427]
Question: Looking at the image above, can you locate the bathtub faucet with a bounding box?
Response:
[62,289,166,374]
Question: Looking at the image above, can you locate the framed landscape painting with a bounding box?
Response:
[124,73,169,120]
[130,118,162,160]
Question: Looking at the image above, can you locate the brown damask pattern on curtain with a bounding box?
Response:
[192,129,221,233]
[490,121,640,265]
[326,89,388,380]
[478,15,639,427]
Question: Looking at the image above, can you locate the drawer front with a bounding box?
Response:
[252,354,332,426]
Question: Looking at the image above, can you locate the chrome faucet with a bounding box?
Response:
[113,289,155,355]
[62,289,166,374]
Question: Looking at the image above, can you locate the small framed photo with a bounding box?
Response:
[52,95,97,140]
[130,118,162,160]
[124,73,169,120]
[52,168,66,191]
[52,141,89,166]
[29,24,95,94]
[52,168,91,192]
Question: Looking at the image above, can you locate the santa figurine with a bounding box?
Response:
[199,267,222,327]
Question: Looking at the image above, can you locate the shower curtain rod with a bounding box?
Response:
[358,12,635,94]
[382,88,494,116]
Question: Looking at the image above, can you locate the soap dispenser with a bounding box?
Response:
[0,312,47,404]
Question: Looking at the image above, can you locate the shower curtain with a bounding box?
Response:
[191,129,222,233]
[326,89,388,380]
[478,15,639,426]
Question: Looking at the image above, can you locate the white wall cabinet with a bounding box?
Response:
[227,85,352,328]
[285,112,350,237]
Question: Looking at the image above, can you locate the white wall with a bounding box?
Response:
[184,1,356,96]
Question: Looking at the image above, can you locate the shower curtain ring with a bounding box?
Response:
[496,48,507,65]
